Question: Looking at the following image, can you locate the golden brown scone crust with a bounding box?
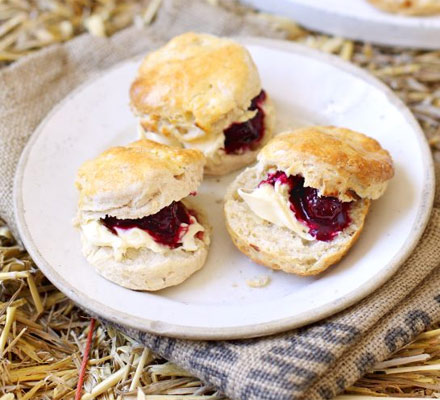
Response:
[130,32,261,133]
[368,0,440,15]
[75,139,205,219]
[259,126,394,201]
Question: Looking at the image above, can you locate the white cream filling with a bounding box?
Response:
[137,103,261,162]
[137,123,182,147]
[140,123,225,159]
[81,215,204,261]
[138,122,224,160]
[238,181,313,241]
[185,133,225,159]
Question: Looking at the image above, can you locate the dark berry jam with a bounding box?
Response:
[259,171,351,242]
[101,201,192,248]
[223,90,266,154]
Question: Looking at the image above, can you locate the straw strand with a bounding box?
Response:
[75,318,96,400]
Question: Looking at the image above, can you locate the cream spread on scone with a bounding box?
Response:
[137,123,182,147]
[239,181,313,241]
[138,121,225,161]
[80,216,204,261]
[138,104,259,161]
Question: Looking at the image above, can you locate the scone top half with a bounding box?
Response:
[76,139,205,220]
[130,32,275,175]
[75,140,210,291]
[260,126,394,203]
[224,126,394,275]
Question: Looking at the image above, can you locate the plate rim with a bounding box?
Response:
[289,0,440,25]
[14,37,435,340]
[241,0,440,49]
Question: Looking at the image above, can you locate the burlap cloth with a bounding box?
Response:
[1,1,440,399]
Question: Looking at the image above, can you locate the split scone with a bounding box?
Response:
[130,32,275,176]
[368,0,440,15]
[224,126,394,276]
[74,139,210,291]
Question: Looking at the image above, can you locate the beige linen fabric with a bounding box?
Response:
[1,1,440,399]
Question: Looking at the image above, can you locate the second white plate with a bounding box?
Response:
[15,38,434,340]
[243,0,440,49]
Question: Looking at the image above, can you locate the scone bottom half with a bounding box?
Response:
[224,126,394,276]
[129,32,275,176]
[74,139,210,291]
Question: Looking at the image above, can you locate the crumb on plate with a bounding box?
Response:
[246,275,271,288]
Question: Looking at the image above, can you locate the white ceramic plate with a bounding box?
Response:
[242,0,440,49]
[14,38,434,340]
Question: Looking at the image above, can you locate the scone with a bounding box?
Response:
[224,126,394,276]
[130,32,275,176]
[74,139,210,291]
[368,0,440,15]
